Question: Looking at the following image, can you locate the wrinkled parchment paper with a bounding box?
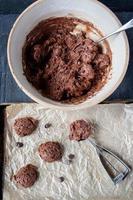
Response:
[3,104,133,200]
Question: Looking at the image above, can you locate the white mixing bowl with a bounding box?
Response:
[7,0,129,110]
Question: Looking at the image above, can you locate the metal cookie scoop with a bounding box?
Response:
[97,19,133,43]
[89,139,131,184]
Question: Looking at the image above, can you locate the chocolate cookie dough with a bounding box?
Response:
[23,17,111,102]
[14,117,38,137]
[38,142,63,162]
[69,120,92,141]
[14,164,38,188]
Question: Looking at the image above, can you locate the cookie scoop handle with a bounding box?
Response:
[89,139,131,184]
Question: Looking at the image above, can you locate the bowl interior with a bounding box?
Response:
[8,0,129,109]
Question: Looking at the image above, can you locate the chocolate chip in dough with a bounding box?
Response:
[16,142,24,148]
[14,164,38,188]
[14,117,38,137]
[38,141,63,162]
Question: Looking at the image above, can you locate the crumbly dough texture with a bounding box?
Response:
[23,17,111,102]
[69,120,92,141]
[14,117,38,137]
[38,142,63,162]
[14,164,38,188]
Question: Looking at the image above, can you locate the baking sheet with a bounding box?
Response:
[3,103,133,200]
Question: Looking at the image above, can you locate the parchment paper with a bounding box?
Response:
[3,104,133,200]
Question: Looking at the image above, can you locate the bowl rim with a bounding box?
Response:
[7,0,129,110]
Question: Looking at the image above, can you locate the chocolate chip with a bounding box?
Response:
[16,142,24,148]
[45,123,52,128]
[68,159,73,163]
[68,154,75,160]
[59,177,65,182]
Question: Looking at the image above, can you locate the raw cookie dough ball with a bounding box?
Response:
[14,117,38,137]
[14,164,38,188]
[69,120,92,141]
[38,142,63,162]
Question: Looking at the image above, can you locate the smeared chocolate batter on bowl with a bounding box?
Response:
[22,17,111,103]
